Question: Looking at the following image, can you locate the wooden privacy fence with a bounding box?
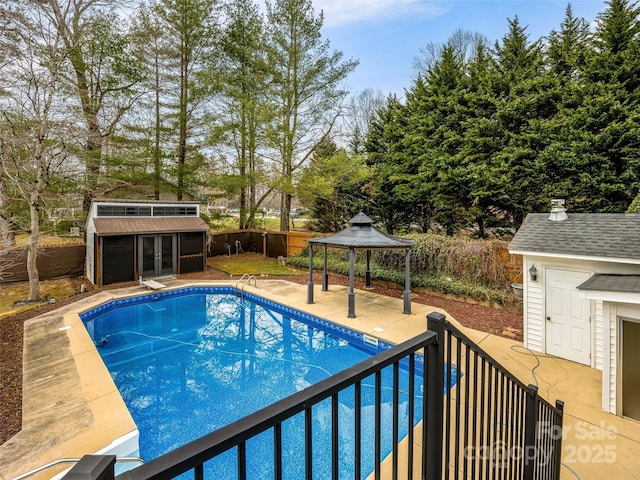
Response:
[207,230,317,258]
[0,245,85,284]
[0,233,522,287]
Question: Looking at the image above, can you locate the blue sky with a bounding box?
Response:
[313,0,608,97]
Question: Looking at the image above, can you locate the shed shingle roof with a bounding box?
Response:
[94,217,208,235]
[577,274,640,293]
[508,213,640,261]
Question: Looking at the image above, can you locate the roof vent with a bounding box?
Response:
[549,198,568,222]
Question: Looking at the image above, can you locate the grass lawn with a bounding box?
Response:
[7,234,84,248]
[209,216,282,232]
[0,279,78,320]
[207,252,305,276]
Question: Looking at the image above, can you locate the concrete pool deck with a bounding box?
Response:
[1,279,639,480]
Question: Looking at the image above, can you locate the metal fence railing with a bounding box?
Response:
[438,317,564,480]
[57,312,563,480]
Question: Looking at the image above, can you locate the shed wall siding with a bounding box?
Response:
[525,271,544,352]
[594,300,604,371]
[608,305,617,414]
[85,219,96,284]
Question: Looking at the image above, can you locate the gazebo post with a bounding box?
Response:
[322,244,328,291]
[348,247,356,318]
[365,249,372,289]
[307,245,314,304]
[403,248,412,314]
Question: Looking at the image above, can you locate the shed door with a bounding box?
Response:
[622,318,640,421]
[545,269,591,365]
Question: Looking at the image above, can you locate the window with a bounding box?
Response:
[97,205,152,217]
[153,206,197,216]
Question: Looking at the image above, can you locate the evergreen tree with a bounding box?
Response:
[537,5,593,209]
[571,0,640,211]
[211,0,270,228]
[297,139,370,231]
[155,0,219,200]
[491,17,546,224]
[456,43,505,236]
[129,2,175,200]
[412,46,468,235]
[364,94,429,233]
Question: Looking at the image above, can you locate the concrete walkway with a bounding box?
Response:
[1,280,638,479]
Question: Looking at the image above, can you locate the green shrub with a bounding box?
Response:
[288,233,513,304]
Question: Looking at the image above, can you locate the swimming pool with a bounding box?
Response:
[80,286,426,479]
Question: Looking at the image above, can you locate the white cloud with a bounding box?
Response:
[313,0,444,28]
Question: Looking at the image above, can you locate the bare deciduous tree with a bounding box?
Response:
[0,5,72,300]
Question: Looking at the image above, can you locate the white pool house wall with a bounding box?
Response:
[518,253,640,415]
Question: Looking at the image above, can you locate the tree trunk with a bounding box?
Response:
[239,171,247,229]
[83,121,102,211]
[177,51,189,201]
[26,199,40,301]
[280,190,291,232]
[239,114,248,229]
[154,53,161,201]
[0,218,16,249]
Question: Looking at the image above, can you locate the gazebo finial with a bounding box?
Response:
[348,212,374,226]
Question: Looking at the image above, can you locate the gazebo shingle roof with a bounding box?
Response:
[307,212,414,249]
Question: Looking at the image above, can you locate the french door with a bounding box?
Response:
[139,234,176,278]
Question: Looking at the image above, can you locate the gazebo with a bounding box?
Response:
[306,212,415,318]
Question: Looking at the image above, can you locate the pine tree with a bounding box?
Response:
[491,17,546,224]
[537,5,593,209]
[155,0,219,200]
[364,95,417,233]
[265,0,357,231]
[412,46,468,235]
[572,0,640,211]
[212,0,270,228]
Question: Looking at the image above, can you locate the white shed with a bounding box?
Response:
[509,200,640,419]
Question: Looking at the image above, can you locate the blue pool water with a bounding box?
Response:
[80,287,428,479]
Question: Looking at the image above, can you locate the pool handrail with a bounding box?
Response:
[13,457,144,480]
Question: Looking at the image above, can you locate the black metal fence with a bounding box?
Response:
[63,312,563,480]
[439,319,564,480]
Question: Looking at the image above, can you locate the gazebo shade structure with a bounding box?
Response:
[306,212,415,318]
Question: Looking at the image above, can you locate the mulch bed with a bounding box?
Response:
[0,268,522,446]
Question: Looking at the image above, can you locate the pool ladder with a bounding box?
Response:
[235,274,257,307]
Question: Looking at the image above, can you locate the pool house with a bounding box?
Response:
[85,199,209,286]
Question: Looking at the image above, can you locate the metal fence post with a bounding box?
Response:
[553,400,565,479]
[347,247,356,318]
[426,311,446,480]
[523,384,539,480]
[61,455,116,480]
